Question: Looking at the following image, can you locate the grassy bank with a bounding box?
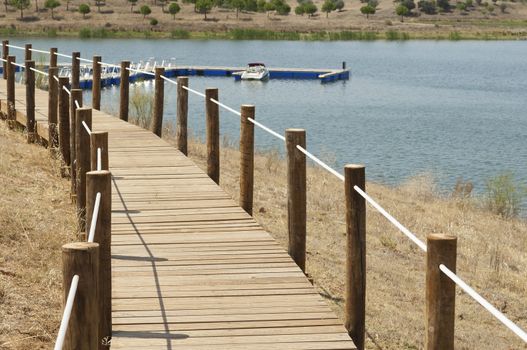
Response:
[160,130,527,349]
[1,26,526,41]
[0,122,77,349]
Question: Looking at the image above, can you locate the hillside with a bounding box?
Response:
[1,0,527,39]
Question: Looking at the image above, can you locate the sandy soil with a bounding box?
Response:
[1,0,527,38]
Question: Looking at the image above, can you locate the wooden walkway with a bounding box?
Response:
[0,79,356,349]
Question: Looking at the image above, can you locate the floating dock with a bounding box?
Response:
[78,65,350,89]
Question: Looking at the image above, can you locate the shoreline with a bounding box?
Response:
[2,27,526,41]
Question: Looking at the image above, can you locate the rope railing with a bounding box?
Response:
[29,47,49,55]
[82,121,92,135]
[5,44,24,50]
[9,61,25,69]
[75,100,80,109]
[97,147,102,171]
[30,67,49,76]
[62,85,71,96]
[53,275,79,350]
[182,85,206,98]
[87,192,102,243]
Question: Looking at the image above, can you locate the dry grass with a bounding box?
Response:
[175,134,527,350]
[0,122,77,349]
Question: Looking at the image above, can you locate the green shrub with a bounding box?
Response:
[170,28,190,38]
[484,172,526,218]
[79,3,90,18]
[449,31,461,39]
[79,27,92,38]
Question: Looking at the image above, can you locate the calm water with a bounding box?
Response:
[8,38,527,200]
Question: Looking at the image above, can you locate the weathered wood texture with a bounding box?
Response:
[426,234,457,350]
[286,129,307,273]
[2,40,7,80]
[25,60,36,143]
[50,48,58,69]
[62,242,100,350]
[76,108,92,231]
[70,89,83,196]
[24,44,32,61]
[344,165,366,350]
[205,88,219,184]
[86,170,112,349]
[0,79,356,350]
[151,67,164,137]
[92,56,102,110]
[239,105,255,215]
[48,66,58,148]
[90,131,109,171]
[119,61,130,121]
[71,52,81,90]
[58,77,71,166]
[176,77,188,155]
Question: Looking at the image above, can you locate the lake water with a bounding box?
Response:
[7,38,527,203]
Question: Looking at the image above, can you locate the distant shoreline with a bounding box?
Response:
[2,27,526,41]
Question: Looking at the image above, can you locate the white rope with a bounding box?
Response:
[160,75,178,85]
[182,85,206,98]
[75,100,80,109]
[439,264,527,343]
[53,75,59,82]
[353,185,428,252]
[125,66,155,76]
[53,275,79,350]
[30,67,49,76]
[248,117,285,142]
[76,57,92,63]
[87,192,101,243]
[210,98,241,116]
[82,121,92,135]
[296,145,344,180]
[54,52,71,59]
[6,44,24,50]
[97,148,102,171]
[62,85,71,96]
[0,57,6,62]
[29,48,48,54]
[10,61,25,69]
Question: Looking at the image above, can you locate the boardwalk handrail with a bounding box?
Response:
[87,192,102,243]
[3,41,526,348]
[53,275,79,350]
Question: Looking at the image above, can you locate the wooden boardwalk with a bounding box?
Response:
[0,79,356,349]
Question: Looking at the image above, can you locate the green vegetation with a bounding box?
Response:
[321,0,336,17]
[195,0,212,18]
[360,4,376,18]
[44,0,60,19]
[79,3,90,18]
[150,18,158,26]
[78,27,109,38]
[9,0,30,18]
[386,30,410,39]
[168,2,180,18]
[484,172,526,218]
[170,28,190,38]
[395,4,409,21]
[140,4,151,18]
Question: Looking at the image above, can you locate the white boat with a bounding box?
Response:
[241,63,269,81]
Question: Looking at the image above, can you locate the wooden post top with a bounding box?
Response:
[286,128,305,133]
[427,234,457,242]
[62,241,99,252]
[345,164,365,170]
[86,170,111,176]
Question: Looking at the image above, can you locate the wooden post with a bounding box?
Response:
[344,164,366,350]
[176,76,188,155]
[24,44,32,62]
[1,40,7,80]
[58,77,71,167]
[6,56,15,128]
[286,129,307,273]
[92,56,101,110]
[48,66,59,149]
[70,89,83,197]
[50,48,58,69]
[426,234,457,350]
[71,52,80,90]
[62,242,99,350]
[25,60,36,143]
[119,61,130,121]
[239,105,255,215]
[90,132,109,171]
[86,170,112,348]
[205,88,219,184]
[76,108,92,232]
[151,67,164,137]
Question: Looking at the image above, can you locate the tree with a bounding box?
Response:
[456,1,466,10]
[272,0,289,14]
[436,0,449,10]
[10,0,30,18]
[395,4,408,21]
[303,1,316,16]
[335,0,344,11]
[321,0,335,17]
[44,0,60,18]
[229,0,245,17]
[360,3,375,17]
[150,17,158,26]
[195,0,212,18]
[79,3,90,17]
[168,1,180,17]
[128,0,137,12]
[244,0,256,11]
[418,0,436,14]
[140,4,151,18]
[263,1,274,16]
[256,0,265,11]
[294,3,304,14]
